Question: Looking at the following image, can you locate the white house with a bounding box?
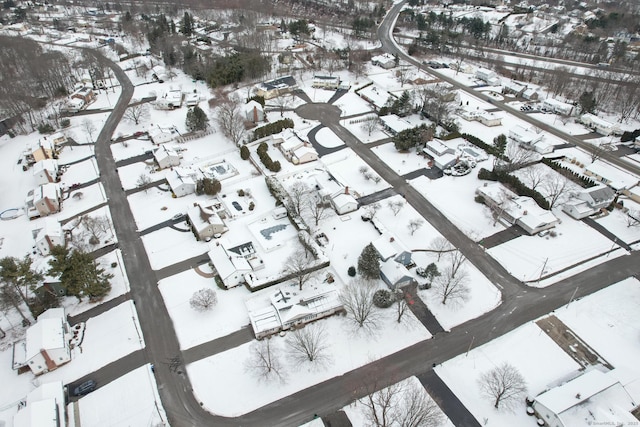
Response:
[187,202,227,240]
[584,160,638,191]
[12,381,65,427]
[543,98,574,115]
[148,124,179,145]
[580,113,618,136]
[423,139,458,170]
[154,145,180,170]
[24,308,71,375]
[276,128,306,160]
[379,114,414,135]
[533,369,638,427]
[475,67,501,85]
[35,218,65,256]
[371,53,396,69]
[331,191,358,215]
[254,75,298,99]
[476,183,559,234]
[185,91,200,107]
[208,242,252,289]
[246,283,343,339]
[522,88,539,100]
[508,125,552,154]
[458,109,502,127]
[155,88,183,109]
[292,145,318,165]
[562,185,616,219]
[312,75,340,89]
[166,167,199,197]
[32,158,59,185]
[502,80,525,96]
[244,100,265,123]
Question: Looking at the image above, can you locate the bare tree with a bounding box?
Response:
[82,215,110,245]
[407,219,424,236]
[448,249,467,278]
[287,181,311,216]
[429,237,454,261]
[495,142,536,173]
[245,339,285,382]
[360,380,443,427]
[305,197,330,226]
[522,166,546,191]
[434,266,469,306]
[396,65,413,87]
[340,279,380,335]
[542,173,570,208]
[214,95,246,146]
[388,200,405,216]
[588,144,609,163]
[478,363,527,410]
[395,289,409,324]
[189,288,218,312]
[626,210,640,227]
[136,173,152,192]
[368,202,382,220]
[273,93,294,116]
[285,323,331,366]
[361,116,379,136]
[282,251,315,290]
[123,101,150,125]
[81,118,97,143]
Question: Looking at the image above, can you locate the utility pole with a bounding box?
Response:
[466,335,475,357]
[537,257,548,283]
[566,286,579,309]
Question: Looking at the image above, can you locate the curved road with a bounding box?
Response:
[80,16,640,427]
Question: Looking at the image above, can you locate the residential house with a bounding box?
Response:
[33,159,59,185]
[475,67,501,85]
[502,81,526,96]
[153,145,180,170]
[458,109,502,127]
[24,308,72,375]
[208,241,253,289]
[379,114,414,135]
[358,85,391,111]
[154,88,183,109]
[312,75,340,89]
[380,259,415,290]
[187,202,227,240]
[562,185,616,219]
[26,183,62,219]
[371,53,396,69]
[372,233,413,265]
[254,75,298,99]
[292,145,318,165]
[314,173,359,215]
[509,125,552,154]
[423,139,458,170]
[244,100,265,123]
[276,128,305,160]
[542,98,574,115]
[35,218,65,256]
[70,86,95,105]
[331,191,359,215]
[476,182,559,234]
[167,167,199,197]
[584,160,638,191]
[533,369,638,427]
[151,65,168,82]
[148,124,179,145]
[31,138,57,163]
[185,91,200,107]
[246,283,343,339]
[12,381,65,427]
[580,113,619,136]
[522,88,539,101]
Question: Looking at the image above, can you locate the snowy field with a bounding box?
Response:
[371,143,430,176]
[339,118,389,144]
[187,310,431,417]
[321,148,391,197]
[435,322,582,427]
[333,92,375,117]
[69,365,167,427]
[158,268,252,350]
[315,127,345,149]
[126,187,195,230]
[141,226,206,270]
[60,157,100,186]
[59,183,107,221]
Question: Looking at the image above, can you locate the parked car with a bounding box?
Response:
[73,380,96,396]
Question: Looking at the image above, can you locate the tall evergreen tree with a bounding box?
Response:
[48,246,112,302]
[357,243,381,280]
[181,12,192,36]
[186,105,209,131]
[0,256,43,316]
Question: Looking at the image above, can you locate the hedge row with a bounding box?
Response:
[461,133,508,161]
[253,118,294,141]
[257,142,281,172]
[541,158,596,189]
[477,168,550,210]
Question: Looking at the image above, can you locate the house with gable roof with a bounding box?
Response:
[167,167,200,197]
[153,145,180,170]
[12,381,65,427]
[34,218,65,256]
[187,202,227,240]
[23,308,72,375]
[32,159,59,185]
[562,185,616,219]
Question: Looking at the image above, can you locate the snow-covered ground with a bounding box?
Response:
[321,148,391,197]
[141,226,206,270]
[69,364,167,427]
[187,310,431,417]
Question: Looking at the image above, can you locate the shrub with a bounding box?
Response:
[111,262,118,268]
[248,201,255,211]
[253,118,294,140]
[238,189,245,196]
[372,289,395,308]
[240,145,250,160]
[38,123,55,134]
[347,266,356,277]
[60,118,71,128]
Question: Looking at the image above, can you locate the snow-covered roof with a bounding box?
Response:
[257,75,297,91]
[13,398,58,427]
[36,218,63,242]
[379,114,414,134]
[372,233,398,260]
[380,259,413,285]
[293,145,318,159]
[509,125,542,144]
[188,204,224,230]
[581,113,614,130]
[331,192,357,210]
[585,160,638,190]
[154,145,179,163]
[244,100,263,113]
[25,308,67,360]
[166,168,197,188]
[425,139,453,156]
[32,158,58,174]
[534,369,635,420]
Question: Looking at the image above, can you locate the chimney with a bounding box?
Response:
[389,237,395,242]
[253,106,258,123]
[344,186,349,195]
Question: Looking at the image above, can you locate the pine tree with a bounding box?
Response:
[181,12,192,36]
[48,246,112,302]
[186,105,209,131]
[357,243,381,280]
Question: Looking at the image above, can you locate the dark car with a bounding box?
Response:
[73,380,96,396]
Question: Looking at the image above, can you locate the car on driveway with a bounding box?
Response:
[73,380,96,396]
[172,213,184,220]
